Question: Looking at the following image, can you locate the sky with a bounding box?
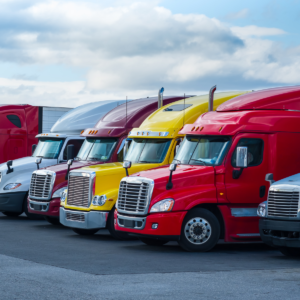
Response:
[0,0,299,107]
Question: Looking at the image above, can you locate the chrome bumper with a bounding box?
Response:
[117,213,146,230]
[29,199,50,212]
[60,207,109,229]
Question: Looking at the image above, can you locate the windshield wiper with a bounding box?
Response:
[87,157,102,161]
[190,158,208,166]
[173,159,181,164]
[139,160,154,163]
[74,157,81,161]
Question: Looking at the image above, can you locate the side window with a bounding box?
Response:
[63,139,85,160]
[7,115,21,128]
[232,138,264,167]
[117,139,132,162]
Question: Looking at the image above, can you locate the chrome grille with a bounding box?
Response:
[268,190,299,218]
[0,171,2,182]
[29,172,53,199]
[66,211,85,222]
[117,178,152,215]
[67,174,90,207]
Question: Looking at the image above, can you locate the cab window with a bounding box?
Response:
[231,138,264,167]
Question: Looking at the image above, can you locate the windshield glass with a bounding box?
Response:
[33,138,65,159]
[174,136,231,166]
[125,138,171,163]
[75,138,117,161]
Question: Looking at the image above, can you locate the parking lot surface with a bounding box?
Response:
[1,212,300,299]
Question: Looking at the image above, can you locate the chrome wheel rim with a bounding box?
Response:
[184,217,212,245]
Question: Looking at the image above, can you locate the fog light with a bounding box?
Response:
[152,223,158,229]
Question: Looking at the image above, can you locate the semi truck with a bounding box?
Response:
[114,86,300,252]
[0,100,125,218]
[258,173,300,257]
[60,90,247,239]
[0,105,70,164]
[28,93,186,225]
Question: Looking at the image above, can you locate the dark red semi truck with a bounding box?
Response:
[28,93,187,225]
[0,105,70,164]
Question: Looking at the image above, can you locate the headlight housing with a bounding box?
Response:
[257,201,267,217]
[92,195,107,206]
[52,187,67,198]
[4,183,22,190]
[150,198,174,213]
[60,189,68,202]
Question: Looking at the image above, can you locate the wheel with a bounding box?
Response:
[107,208,132,240]
[140,238,168,246]
[72,228,99,235]
[279,247,300,257]
[23,195,44,220]
[178,208,220,252]
[44,216,61,225]
[2,211,22,217]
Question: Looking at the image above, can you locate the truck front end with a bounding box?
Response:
[258,175,300,256]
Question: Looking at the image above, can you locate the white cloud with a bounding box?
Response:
[0,0,299,107]
[225,8,249,20]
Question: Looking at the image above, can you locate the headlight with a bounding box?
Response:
[60,189,68,202]
[92,195,107,206]
[257,201,267,217]
[53,187,67,198]
[150,198,174,213]
[4,183,22,190]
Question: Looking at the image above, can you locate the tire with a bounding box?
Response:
[107,208,132,240]
[279,247,300,257]
[44,216,61,225]
[23,195,44,220]
[2,211,22,217]
[140,238,168,246]
[72,228,99,235]
[178,208,220,252]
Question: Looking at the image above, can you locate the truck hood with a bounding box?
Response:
[270,173,300,190]
[133,164,216,207]
[0,156,58,193]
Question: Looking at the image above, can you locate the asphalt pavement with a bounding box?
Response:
[1,212,300,299]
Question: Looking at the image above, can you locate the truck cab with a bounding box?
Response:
[115,86,300,251]
[28,94,185,224]
[258,174,300,257]
[0,101,124,218]
[60,91,247,239]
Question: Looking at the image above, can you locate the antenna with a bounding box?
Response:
[183,93,186,127]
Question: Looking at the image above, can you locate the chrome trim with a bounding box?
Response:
[28,199,50,212]
[66,170,96,208]
[129,131,169,137]
[117,213,146,230]
[116,176,154,215]
[231,208,258,217]
[29,170,56,200]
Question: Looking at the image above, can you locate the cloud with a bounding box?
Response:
[225,8,249,20]
[0,0,299,107]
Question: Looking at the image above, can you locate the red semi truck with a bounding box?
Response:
[115,86,300,251]
[27,92,187,226]
[0,105,70,164]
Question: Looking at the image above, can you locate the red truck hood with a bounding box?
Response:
[133,164,216,209]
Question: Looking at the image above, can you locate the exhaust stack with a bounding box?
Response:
[158,87,164,109]
[208,85,217,111]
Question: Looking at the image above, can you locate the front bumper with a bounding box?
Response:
[0,192,27,213]
[115,210,187,240]
[28,198,60,217]
[259,218,300,248]
[60,207,109,229]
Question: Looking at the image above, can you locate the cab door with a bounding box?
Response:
[224,133,269,205]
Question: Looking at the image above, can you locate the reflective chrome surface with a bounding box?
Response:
[29,170,56,200]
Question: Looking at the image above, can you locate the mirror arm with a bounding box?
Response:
[166,171,174,190]
[232,168,243,179]
[65,165,70,180]
[125,168,129,177]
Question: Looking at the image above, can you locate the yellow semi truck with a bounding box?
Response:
[60,90,248,239]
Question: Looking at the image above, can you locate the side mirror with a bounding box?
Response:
[65,159,74,179]
[166,163,178,190]
[236,147,248,168]
[35,157,42,170]
[123,160,132,177]
[32,144,37,155]
[6,160,13,174]
[67,145,75,161]
[123,140,129,158]
[265,173,275,185]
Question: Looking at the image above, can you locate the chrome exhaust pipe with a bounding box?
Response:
[208,85,217,111]
[158,87,164,109]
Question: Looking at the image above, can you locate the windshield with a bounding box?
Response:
[125,138,171,163]
[174,136,231,166]
[75,138,117,161]
[33,138,65,159]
